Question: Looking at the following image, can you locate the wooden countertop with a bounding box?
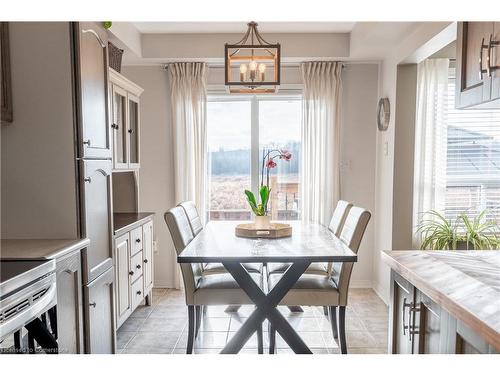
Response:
[0,238,90,260]
[113,212,155,237]
[382,250,500,351]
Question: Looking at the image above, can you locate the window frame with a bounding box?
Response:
[206,91,303,221]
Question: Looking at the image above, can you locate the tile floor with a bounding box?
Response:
[117,288,388,354]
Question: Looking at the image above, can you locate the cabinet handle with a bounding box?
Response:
[84,177,92,183]
[479,37,489,80]
[89,302,97,308]
[129,271,134,276]
[136,264,141,269]
[144,259,148,264]
[136,290,142,296]
[408,302,421,342]
[83,139,91,146]
[403,298,408,336]
[136,238,141,243]
[487,34,500,77]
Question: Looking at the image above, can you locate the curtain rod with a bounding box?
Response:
[163,62,353,70]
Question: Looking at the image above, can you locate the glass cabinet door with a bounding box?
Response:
[112,85,128,168]
[128,94,140,167]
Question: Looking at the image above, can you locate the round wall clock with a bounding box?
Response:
[377,97,390,131]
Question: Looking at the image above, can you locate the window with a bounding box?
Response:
[207,95,302,221]
[444,67,500,224]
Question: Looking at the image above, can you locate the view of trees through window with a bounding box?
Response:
[207,96,301,221]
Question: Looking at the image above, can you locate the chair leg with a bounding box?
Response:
[328,306,338,339]
[268,322,276,354]
[187,305,195,354]
[257,323,263,354]
[323,306,329,316]
[338,306,347,354]
[195,306,202,338]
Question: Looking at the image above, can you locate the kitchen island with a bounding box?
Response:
[382,250,500,354]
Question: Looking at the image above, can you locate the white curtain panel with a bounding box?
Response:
[168,62,208,218]
[412,58,449,247]
[300,61,343,225]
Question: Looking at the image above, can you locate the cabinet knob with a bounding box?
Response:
[83,139,91,146]
[143,259,148,264]
[136,264,141,269]
[136,290,142,296]
[136,238,141,243]
[84,177,92,183]
[111,123,119,130]
[129,271,134,276]
[89,302,97,308]
[128,129,134,134]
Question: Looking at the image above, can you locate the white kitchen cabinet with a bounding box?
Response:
[109,68,144,171]
[113,216,154,328]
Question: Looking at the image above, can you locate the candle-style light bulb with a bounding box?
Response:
[249,60,257,81]
[239,64,248,82]
[258,63,266,81]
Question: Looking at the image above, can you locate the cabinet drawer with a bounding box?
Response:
[131,276,144,311]
[130,227,143,255]
[130,251,143,284]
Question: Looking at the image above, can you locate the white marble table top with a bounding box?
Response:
[177,221,357,263]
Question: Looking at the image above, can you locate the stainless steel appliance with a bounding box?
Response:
[0,260,57,353]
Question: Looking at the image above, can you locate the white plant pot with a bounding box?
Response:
[254,215,271,229]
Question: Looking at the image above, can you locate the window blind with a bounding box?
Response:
[444,67,500,224]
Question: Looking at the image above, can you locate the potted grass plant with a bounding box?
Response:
[416,210,499,250]
[244,149,292,229]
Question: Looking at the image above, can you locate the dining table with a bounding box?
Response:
[177,220,357,354]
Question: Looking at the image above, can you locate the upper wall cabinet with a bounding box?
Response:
[109,68,144,170]
[73,22,112,159]
[456,22,500,108]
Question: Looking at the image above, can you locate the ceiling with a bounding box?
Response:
[132,22,356,34]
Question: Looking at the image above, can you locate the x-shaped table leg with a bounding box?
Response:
[220,260,312,354]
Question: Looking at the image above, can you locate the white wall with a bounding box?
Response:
[340,64,378,287]
[1,22,78,239]
[372,22,454,303]
[121,65,177,288]
[121,63,378,288]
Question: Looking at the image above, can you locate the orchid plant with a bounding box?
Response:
[244,149,292,216]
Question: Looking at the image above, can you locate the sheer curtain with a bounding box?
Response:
[300,61,343,225]
[168,63,207,289]
[168,62,208,218]
[412,58,449,246]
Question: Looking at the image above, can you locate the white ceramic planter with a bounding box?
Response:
[254,215,271,229]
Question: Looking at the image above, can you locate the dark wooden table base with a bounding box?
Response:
[220,261,313,354]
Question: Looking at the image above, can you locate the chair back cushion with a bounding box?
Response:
[326,200,353,275]
[333,206,371,305]
[178,201,203,236]
[328,200,353,236]
[164,207,202,303]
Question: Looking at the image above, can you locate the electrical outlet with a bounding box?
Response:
[153,240,158,253]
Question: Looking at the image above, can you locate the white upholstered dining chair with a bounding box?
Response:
[266,200,353,315]
[165,206,264,354]
[178,201,262,275]
[267,206,371,354]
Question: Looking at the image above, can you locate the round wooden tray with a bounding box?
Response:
[235,222,292,239]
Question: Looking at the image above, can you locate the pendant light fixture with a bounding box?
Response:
[225,22,280,94]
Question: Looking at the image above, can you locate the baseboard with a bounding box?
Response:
[372,282,390,306]
[349,279,373,288]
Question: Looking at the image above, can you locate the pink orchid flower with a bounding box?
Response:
[266,159,277,169]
